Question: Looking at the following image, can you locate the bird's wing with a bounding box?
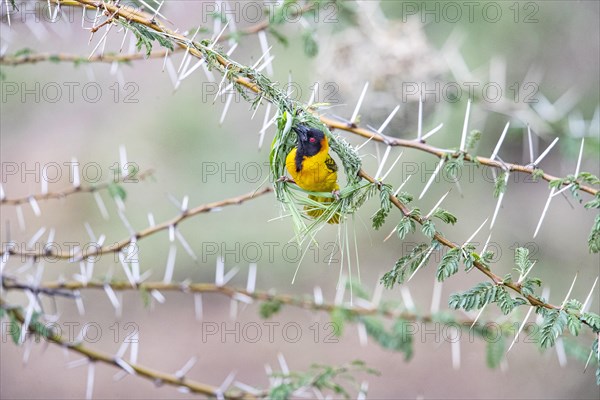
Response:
[325,154,338,173]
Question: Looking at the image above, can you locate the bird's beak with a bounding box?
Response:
[293,125,308,142]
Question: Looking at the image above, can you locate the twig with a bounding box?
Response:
[1,187,272,261]
[0,297,260,399]
[0,169,154,206]
[320,116,597,197]
[357,169,595,330]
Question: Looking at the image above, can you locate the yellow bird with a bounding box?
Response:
[285,124,340,224]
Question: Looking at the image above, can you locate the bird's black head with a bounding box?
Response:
[293,125,325,157]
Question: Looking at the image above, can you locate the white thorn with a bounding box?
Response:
[533,187,556,238]
[470,304,487,330]
[150,289,165,304]
[85,362,95,400]
[357,323,368,346]
[555,338,567,367]
[464,218,489,245]
[560,272,578,307]
[581,277,598,312]
[194,293,203,321]
[527,125,535,164]
[175,356,198,379]
[377,105,400,134]
[104,284,120,310]
[507,306,534,353]
[421,123,444,141]
[71,157,80,188]
[277,353,290,376]
[381,151,404,181]
[374,146,392,179]
[313,286,323,305]
[223,266,240,285]
[451,327,461,370]
[417,94,423,141]
[246,263,257,293]
[219,93,234,124]
[393,174,413,196]
[400,286,415,312]
[425,190,451,219]
[430,279,443,314]
[533,137,559,166]
[490,122,510,161]
[308,82,318,106]
[490,172,510,229]
[419,159,445,200]
[93,192,109,220]
[459,98,472,152]
[407,245,435,282]
[574,138,585,177]
[163,244,177,283]
[351,82,369,123]
[27,227,46,248]
[257,30,273,75]
[16,205,25,231]
[481,234,492,254]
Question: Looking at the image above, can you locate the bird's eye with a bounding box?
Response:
[309,137,316,143]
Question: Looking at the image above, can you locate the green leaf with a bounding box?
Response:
[108,183,127,201]
[359,317,413,360]
[444,153,464,180]
[395,192,413,205]
[584,193,600,209]
[540,309,568,348]
[436,248,461,281]
[381,243,433,288]
[578,172,600,185]
[549,178,565,190]
[260,300,282,319]
[448,282,497,311]
[531,168,544,181]
[330,308,348,337]
[421,220,436,238]
[268,27,289,47]
[494,171,507,198]
[302,29,319,57]
[513,247,533,276]
[581,312,600,332]
[486,336,505,368]
[466,130,482,151]
[396,217,415,240]
[521,277,542,297]
[8,313,21,345]
[432,208,457,225]
[567,313,582,336]
[588,214,600,253]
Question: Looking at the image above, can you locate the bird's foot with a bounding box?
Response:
[277,176,295,184]
[332,189,340,201]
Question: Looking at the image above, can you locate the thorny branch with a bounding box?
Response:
[1,187,273,260]
[0,170,154,206]
[0,297,261,399]
[20,0,596,198]
[4,0,598,330]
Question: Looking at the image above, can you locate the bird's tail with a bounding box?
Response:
[305,194,340,224]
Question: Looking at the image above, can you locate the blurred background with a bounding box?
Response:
[1,1,599,399]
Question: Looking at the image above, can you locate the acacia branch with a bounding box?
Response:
[0,297,260,399]
[320,116,598,197]
[1,187,272,260]
[357,169,594,329]
[0,169,154,206]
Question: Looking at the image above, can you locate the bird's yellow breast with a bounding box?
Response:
[286,147,339,193]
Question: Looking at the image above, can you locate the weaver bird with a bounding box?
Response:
[285,124,340,224]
